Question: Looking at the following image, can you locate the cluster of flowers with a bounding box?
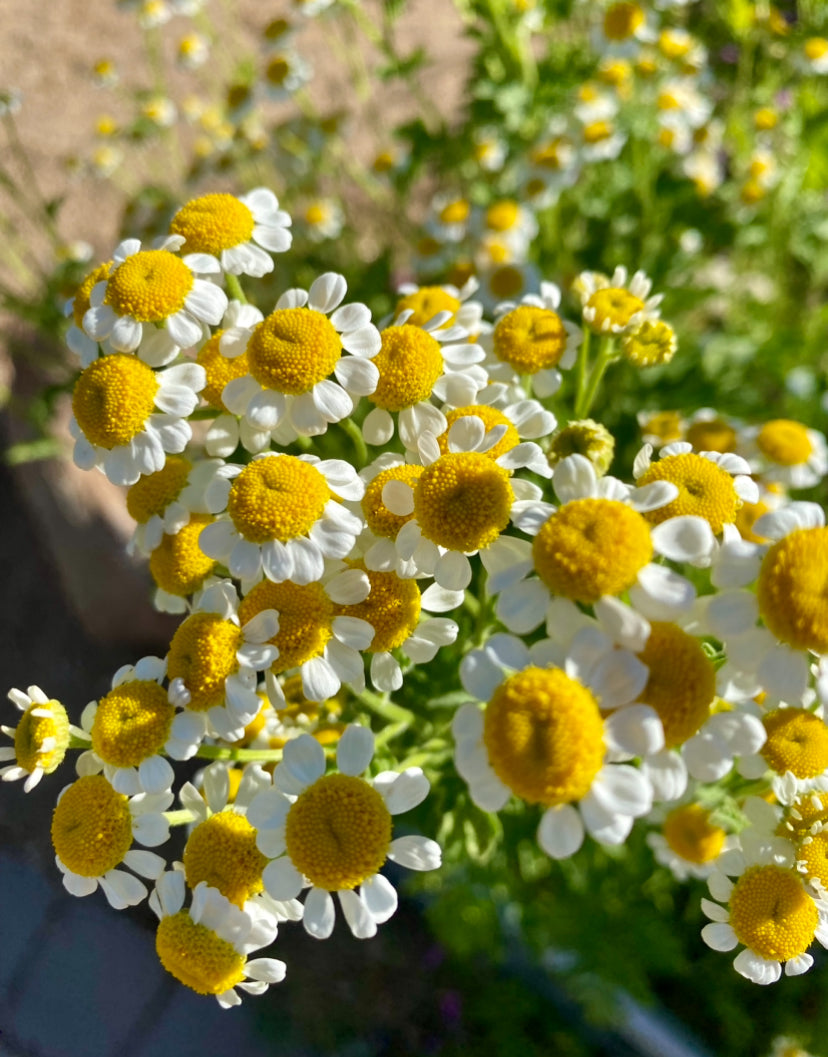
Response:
[5,186,828,1004]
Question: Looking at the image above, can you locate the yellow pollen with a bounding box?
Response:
[438,200,470,225]
[641,410,683,445]
[285,773,392,890]
[586,287,644,332]
[14,699,70,775]
[197,331,251,411]
[798,832,828,889]
[167,613,243,712]
[805,38,828,61]
[484,666,605,805]
[336,565,421,653]
[637,453,740,534]
[51,774,133,877]
[532,498,653,604]
[686,417,737,454]
[762,709,828,780]
[622,320,677,367]
[604,3,644,41]
[239,580,333,673]
[72,354,159,449]
[72,260,112,328]
[369,325,444,411]
[637,622,715,747]
[156,911,246,996]
[227,456,330,544]
[92,680,174,768]
[729,864,818,963]
[246,308,341,394]
[104,250,194,322]
[757,420,813,466]
[758,528,828,653]
[150,514,217,597]
[493,305,568,374]
[183,812,268,906]
[437,405,520,460]
[126,456,192,524]
[395,288,460,329]
[415,452,513,552]
[488,266,525,300]
[362,464,424,539]
[170,194,255,257]
[663,803,726,864]
[486,201,520,232]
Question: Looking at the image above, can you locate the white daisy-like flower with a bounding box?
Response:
[595,1,656,54]
[52,773,171,909]
[803,37,828,76]
[647,797,734,882]
[263,50,313,100]
[151,873,285,1007]
[575,267,662,335]
[200,452,365,585]
[248,725,441,940]
[82,235,227,361]
[475,199,539,259]
[577,117,627,163]
[302,198,345,242]
[169,188,292,278]
[220,272,381,440]
[65,259,114,366]
[454,631,657,859]
[70,355,205,486]
[738,419,828,491]
[125,455,221,556]
[1,685,74,792]
[393,277,486,339]
[656,79,714,130]
[425,192,472,244]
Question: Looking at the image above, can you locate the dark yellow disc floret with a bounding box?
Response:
[14,699,71,775]
[797,832,828,890]
[483,666,605,805]
[228,456,330,545]
[239,579,333,673]
[361,464,424,539]
[369,325,444,411]
[72,354,159,449]
[686,417,737,454]
[149,515,217,597]
[170,193,255,256]
[72,260,113,328]
[285,773,392,890]
[604,2,645,41]
[197,330,251,410]
[183,812,268,906]
[637,453,740,534]
[104,249,194,322]
[532,498,653,604]
[437,405,520,461]
[485,200,520,232]
[167,613,243,712]
[637,622,716,747]
[126,456,192,524]
[757,420,813,466]
[247,308,341,394]
[663,803,726,864]
[761,708,828,780]
[493,305,568,373]
[621,320,677,367]
[336,565,421,653]
[729,864,818,962]
[51,774,133,877]
[414,451,513,552]
[758,528,828,653]
[156,911,246,996]
[395,287,460,329]
[92,680,174,768]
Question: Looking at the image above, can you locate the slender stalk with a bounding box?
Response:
[339,415,369,469]
[353,687,414,725]
[576,334,617,419]
[573,326,592,417]
[225,273,248,305]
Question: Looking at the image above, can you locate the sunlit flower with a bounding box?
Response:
[739,419,828,491]
[1,686,72,792]
[575,267,662,335]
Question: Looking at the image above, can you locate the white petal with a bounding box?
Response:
[336,724,375,776]
[537,804,584,859]
[701,922,738,952]
[263,857,304,901]
[282,734,326,788]
[303,886,335,939]
[361,873,398,923]
[387,835,442,871]
[379,767,430,814]
[339,889,377,939]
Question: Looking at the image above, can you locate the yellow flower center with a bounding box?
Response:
[583,120,615,144]
[104,250,194,322]
[686,417,737,454]
[640,410,683,445]
[663,803,726,864]
[531,141,565,170]
[658,29,691,59]
[805,38,828,61]
[72,260,112,328]
[395,287,460,329]
[547,420,615,476]
[532,499,653,604]
[14,699,70,775]
[285,773,392,890]
[238,579,333,673]
[797,832,828,890]
[762,709,828,780]
[149,514,217,597]
[754,107,778,131]
[361,464,424,539]
[247,308,342,395]
[156,912,246,996]
[488,266,526,301]
[167,613,243,712]
[336,565,421,653]
[757,420,813,467]
[197,330,251,411]
[51,774,133,877]
[486,201,520,232]
[438,200,470,225]
[622,320,677,367]
[637,453,739,534]
[72,354,159,449]
[414,452,513,553]
[266,56,291,86]
[781,793,828,839]
[183,812,268,906]
[126,456,192,524]
[92,680,174,768]
[604,2,644,41]
[729,864,818,963]
[483,667,605,805]
[437,405,520,461]
[637,622,716,747]
[227,456,330,544]
[304,203,328,226]
[735,499,770,544]
[586,287,644,332]
[493,305,569,374]
[758,528,828,653]
[369,325,444,411]
[170,194,255,256]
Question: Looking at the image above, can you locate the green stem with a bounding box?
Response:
[339,415,369,469]
[225,273,248,305]
[353,687,414,725]
[573,325,592,417]
[195,744,287,762]
[373,720,409,750]
[164,809,200,827]
[576,335,616,419]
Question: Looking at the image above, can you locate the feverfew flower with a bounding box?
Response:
[1,686,72,791]
[575,267,662,335]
